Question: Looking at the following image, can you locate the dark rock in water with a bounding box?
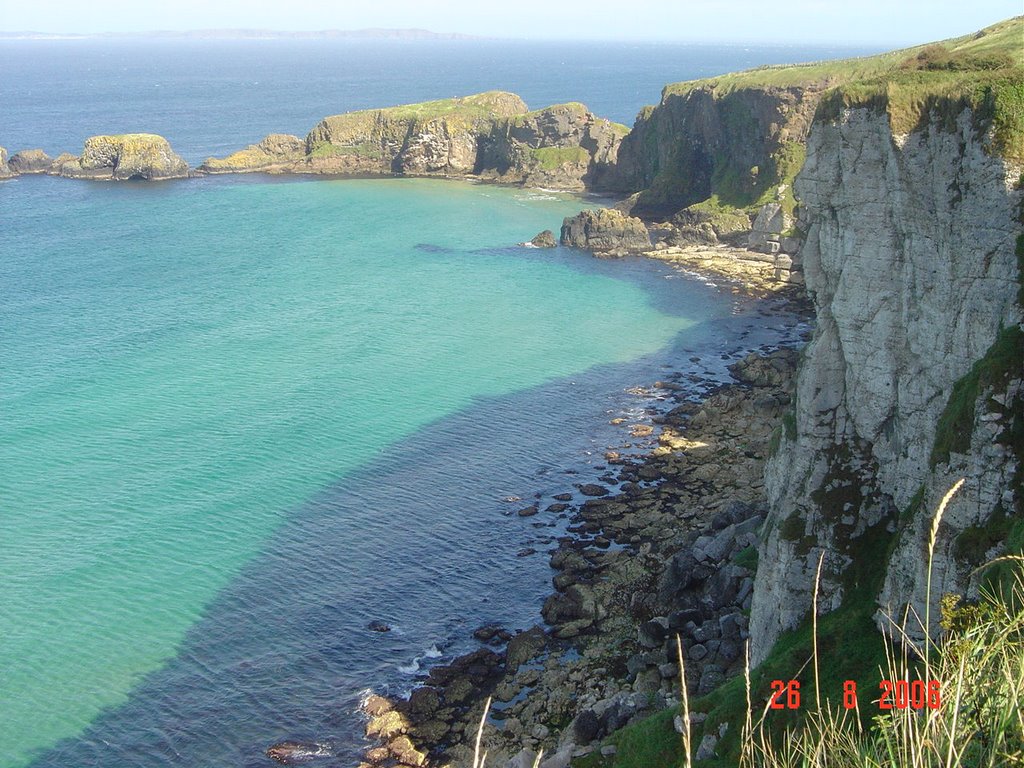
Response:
[265,741,331,764]
[578,483,609,497]
[529,229,557,248]
[517,505,540,517]
[553,493,573,502]
[8,148,52,174]
[546,502,569,513]
[368,620,392,632]
[516,547,537,557]
[408,686,441,717]
[473,624,512,643]
[560,208,651,256]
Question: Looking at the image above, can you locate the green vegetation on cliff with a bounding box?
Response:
[317,90,527,132]
[931,324,1024,468]
[530,145,590,170]
[626,16,1023,217]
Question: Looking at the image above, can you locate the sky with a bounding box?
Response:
[2,0,1020,44]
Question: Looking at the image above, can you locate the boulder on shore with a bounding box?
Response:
[560,208,651,256]
[53,134,189,180]
[9,149,53,174]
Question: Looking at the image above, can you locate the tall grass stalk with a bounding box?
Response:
[725,481,1023,768]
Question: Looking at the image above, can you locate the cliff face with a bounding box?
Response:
[0,146,12,178]
[607,83,822,218]
[478,102,627,191]
[200,92,627,191]
[750,105,1023,664]
[54,134,189,180]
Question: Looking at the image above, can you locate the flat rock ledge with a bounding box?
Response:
[646,243,805,295]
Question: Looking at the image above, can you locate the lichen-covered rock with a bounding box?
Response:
[560,208,651,255]
[8,149,53,174]
[56,134,188,180]
[750,106,1023,665]
[199,134,304,173]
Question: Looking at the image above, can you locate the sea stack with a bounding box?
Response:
[53,134,189,180]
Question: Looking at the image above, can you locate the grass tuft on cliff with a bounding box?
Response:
[574,558,1024,768]
[529,146,591,170]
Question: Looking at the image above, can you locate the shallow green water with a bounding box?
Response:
[0,176,694,765]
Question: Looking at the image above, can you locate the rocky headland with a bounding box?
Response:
[340,17,1022,768]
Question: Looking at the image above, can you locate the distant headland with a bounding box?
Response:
[0,28,485,41]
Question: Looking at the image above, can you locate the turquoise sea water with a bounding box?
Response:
[2,175,694,765]
[0,39,825,767]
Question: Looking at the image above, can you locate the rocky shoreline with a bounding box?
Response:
[330,266,810,768]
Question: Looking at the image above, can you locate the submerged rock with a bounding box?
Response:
[265,741,331,764]
[368,620,392,632]
[54,134,189,180]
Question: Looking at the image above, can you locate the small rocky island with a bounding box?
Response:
[2,134,188,180]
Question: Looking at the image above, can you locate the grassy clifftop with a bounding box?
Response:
[616,17,1022,218]
[666,16,1023,159]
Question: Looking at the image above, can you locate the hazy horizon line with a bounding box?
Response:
[0,26,914,47]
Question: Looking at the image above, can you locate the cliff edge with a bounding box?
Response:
[750,16,1023,665]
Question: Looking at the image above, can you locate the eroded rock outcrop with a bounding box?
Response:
[606,83,822,218]
[0,146,12,178]
[201,92,627,190]
[200,133,304,173]
[750,104,1023,664]
[8,149,53,174]
[53,134,189,180]
[560,208,651,256]
[478,102,628,191]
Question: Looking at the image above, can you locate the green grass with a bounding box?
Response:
[734,546,759,571]
[529,146,591,170]
[663,16,1022,102]
[931,325,1024,467]
[635,17,1023,220]
[576,707,682,768]
[377,91,527,121]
